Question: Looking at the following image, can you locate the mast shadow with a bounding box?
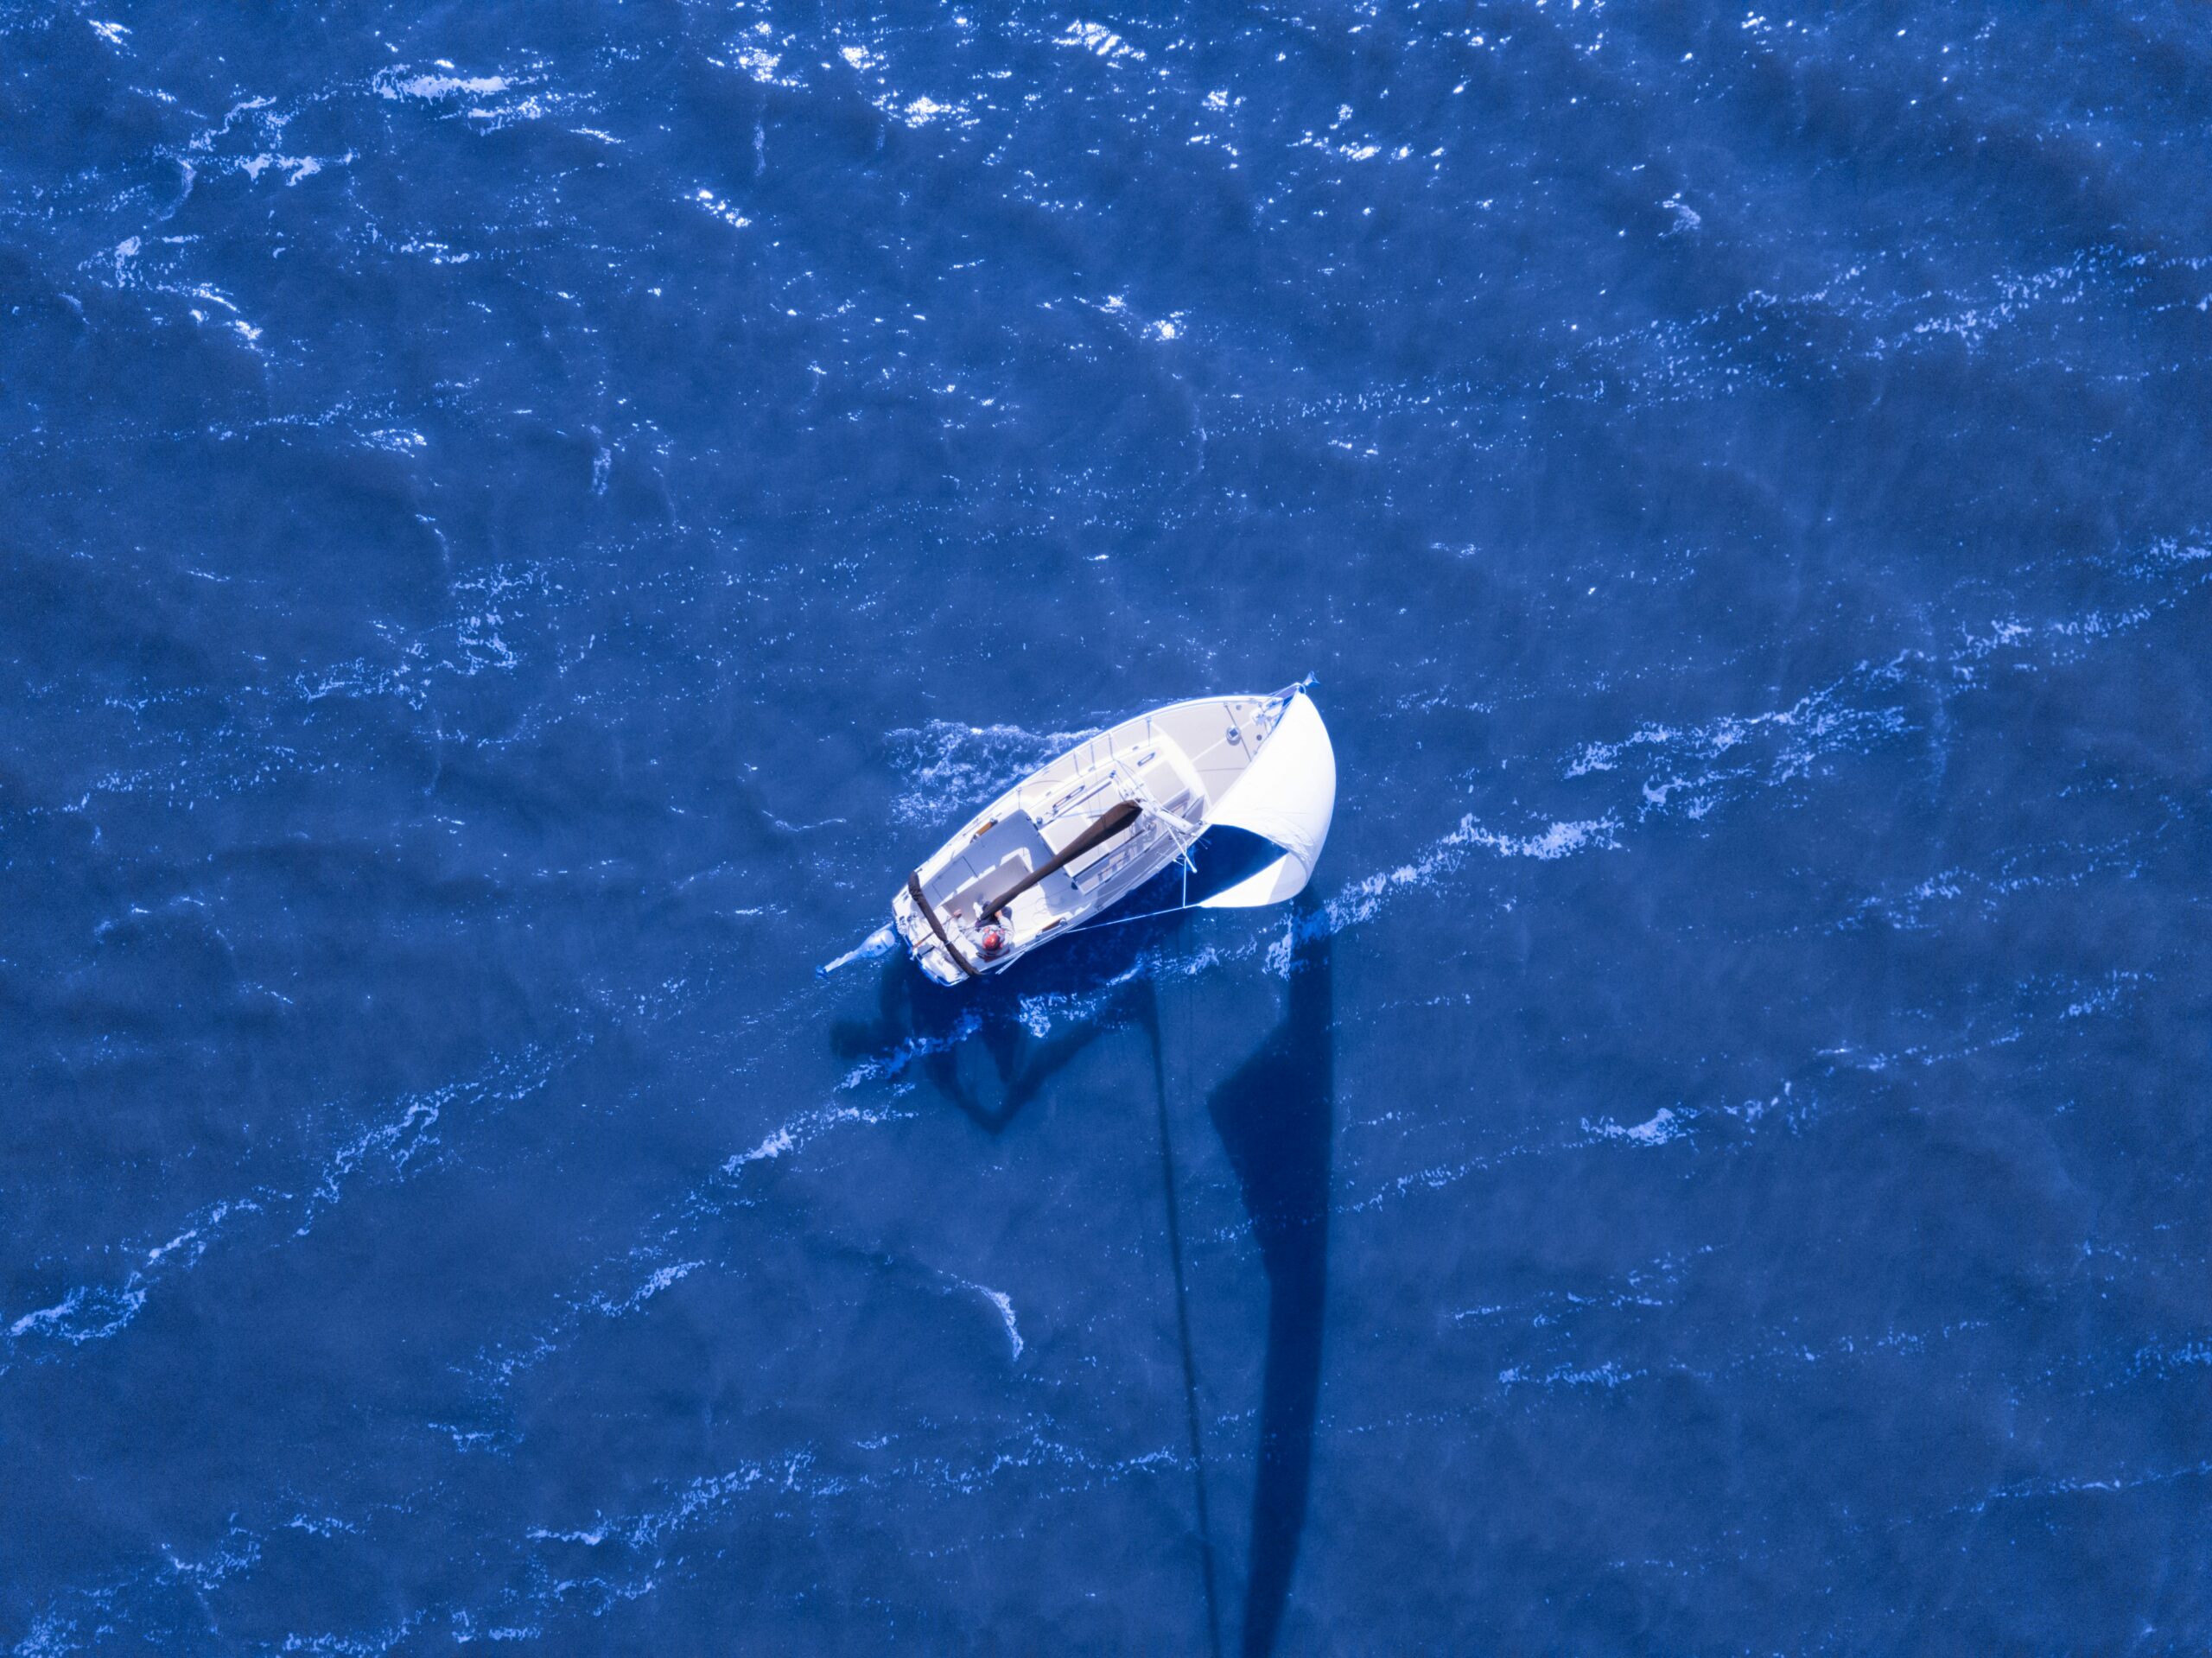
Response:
[828,881,1189,1133]
[824,890,1335,1658]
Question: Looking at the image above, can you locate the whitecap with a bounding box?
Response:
[589,1261,704,1318]
[8,1283,148,1344]
[951,1280,1024,1360]
[1585,1107,1688,1147]
[693,187,750,230]
[1059,22,1143,61]
[378,68,513,101]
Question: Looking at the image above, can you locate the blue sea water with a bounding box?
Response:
[4,0,2211,1649]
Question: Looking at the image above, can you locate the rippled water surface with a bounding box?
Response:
[4,2,2210,1650]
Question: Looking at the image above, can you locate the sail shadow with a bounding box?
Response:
[823,887,1332,1658]
[1205,899,1333,1658]
[827,901,1227,1652]
[827,896,1188,1133]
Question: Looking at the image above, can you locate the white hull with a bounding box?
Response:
[890,683,1334,985]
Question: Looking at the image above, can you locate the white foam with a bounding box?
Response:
[1059,22,1143,61]
[6,1186,278,1353]
[1586,1107,1686,1147]
[590,1261,703,1318]
[143,1195,261,1267]
[1564,666,1914,813]
[8,1283,147,1344]
[1956,1458,2212,1515]
[2060,969,2146,1020]
[526,1525,608,1546]
[729,1124,797,1166]
[1498,1359,1644,1389]
[1465,816,1621,861]
[1299,810,1621,966]
[957,1281,1024,1359]
[240,152,346,186]
[725,1101,910,1172]
[732,46,781,83]
[378,69,512,100]
[836,1014,979,1089]
[693,188,750,230]
[299,1051,551,1236]
[894,95,960,127]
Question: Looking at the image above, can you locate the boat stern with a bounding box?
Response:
[891,879,974,987]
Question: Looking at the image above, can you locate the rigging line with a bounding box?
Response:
[1069,826,1204,937]
[1147,975,1222,1658]
[1070,897,1201,936]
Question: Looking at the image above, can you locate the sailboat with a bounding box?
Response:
[882,679,1337,985]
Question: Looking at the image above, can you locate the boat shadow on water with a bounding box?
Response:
[828,893,1334,1658]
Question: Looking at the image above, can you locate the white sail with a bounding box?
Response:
[1197,690,1337,909]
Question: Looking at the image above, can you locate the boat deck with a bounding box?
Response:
[894,693,1286,982]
